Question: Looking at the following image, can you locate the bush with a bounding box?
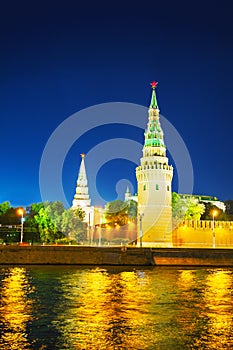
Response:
[55,237,72,245]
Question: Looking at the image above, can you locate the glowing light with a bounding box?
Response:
[150,81,158,89]
[17,208,24,216]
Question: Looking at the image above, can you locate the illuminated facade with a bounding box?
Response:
[136,82,173,246]
[72,154,103,230]
[72,154,95,226]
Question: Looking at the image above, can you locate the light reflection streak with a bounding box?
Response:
[0,267,34,349]
[199,270,233,349]
[177,268,233,349]
[56,268,155,349]
[0,266,232,349]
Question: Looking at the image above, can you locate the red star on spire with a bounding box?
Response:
[150,81,158,89]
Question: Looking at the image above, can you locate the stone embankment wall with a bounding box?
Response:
[173,220,233,248]
[0,245,152,266]
[1,245,233,266]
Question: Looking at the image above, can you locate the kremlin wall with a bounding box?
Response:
[91,220,233,248]
[1,83,233,266]
[71,82,233,249]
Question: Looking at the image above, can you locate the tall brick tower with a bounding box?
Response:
[136,82,173,246]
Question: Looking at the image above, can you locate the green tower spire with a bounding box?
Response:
[149,81,159,109]
[144,81,165,150]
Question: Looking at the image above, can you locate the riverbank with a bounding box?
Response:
[0,245,233,266]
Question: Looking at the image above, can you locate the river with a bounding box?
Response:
[0,265,233,349]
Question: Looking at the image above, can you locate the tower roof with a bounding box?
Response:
[149,81,159,109]
[72,153,91,208]
[143,81,166,151]
[77,154,88,187]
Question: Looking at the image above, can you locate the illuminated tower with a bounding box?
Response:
[72,154,91,208]
[136,82,173,246]
[72,154,94,227]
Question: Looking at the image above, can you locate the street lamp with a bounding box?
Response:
[17,208,24,244]
[212,210,218,248]
[138,209,144,248]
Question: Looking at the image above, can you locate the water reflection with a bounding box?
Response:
[0,266,232,349]
[0,267,34,349]
[199,270,233,349]
[177,268,233,350]
[57,268,154,349]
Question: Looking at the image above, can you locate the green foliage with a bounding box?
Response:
[224,200,233,220]
[172,192,186,222]
[104,200,129,226]
[55,237,72,244]
[34,201,66,243]
[0,207,21,225]
[200,203,228,221]
[183,197,205,220]
[127,200,137,219]
[25,203,44,227]
[61,208,86,242]
[0,201,11,216]
[172,193,205,223]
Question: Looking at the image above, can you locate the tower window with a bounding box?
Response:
[156,184,159,190]
[143,184,146,191]
[167,185,170,191]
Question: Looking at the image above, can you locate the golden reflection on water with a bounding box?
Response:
[0,267,34,349]
[57,268,154,349]
[177,268,233,350]
[0,266,233,349]
[200,270,233,349]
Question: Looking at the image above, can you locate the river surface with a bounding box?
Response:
[0,265,233,349]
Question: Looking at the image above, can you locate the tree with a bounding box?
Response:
[172,192,186,223]
[0,201,11,216]
[127,200,137,220]
[25,203,44,229]
[224,200,233,220]
[172,193,205,224]
[34,201,66,243]
[104,200,129,226]
[200,203,228,221]
[0,207,21,225]
[61,208,86,242]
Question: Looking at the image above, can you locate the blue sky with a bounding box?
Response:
[0,0,233,207]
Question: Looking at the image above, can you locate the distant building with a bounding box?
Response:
[124,189,225,212]
[72,154,103,227]
[179,194,226,212]
[124,186,137,203]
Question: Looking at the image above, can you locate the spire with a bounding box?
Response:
[143,81,166,156]
[149,81,159,109]
[77,153,88,187]
[72,154,91,208]
[124,186,131,202]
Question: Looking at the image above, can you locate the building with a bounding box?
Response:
[72,154,96,228]
[179,194,225,212]
[124,190,225,212]
[136,82,173,246]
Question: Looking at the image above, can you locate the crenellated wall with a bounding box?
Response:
[173,220,233,248]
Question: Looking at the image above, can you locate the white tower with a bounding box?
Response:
[136,82,173,246]
[72,154,94,226]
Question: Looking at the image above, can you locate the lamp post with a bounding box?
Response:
[138,211,144,248]
[212,210,217,248]
[17,208,24,244]
[98,216,102,247]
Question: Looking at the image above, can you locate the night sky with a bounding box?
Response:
[0,1,233,208]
